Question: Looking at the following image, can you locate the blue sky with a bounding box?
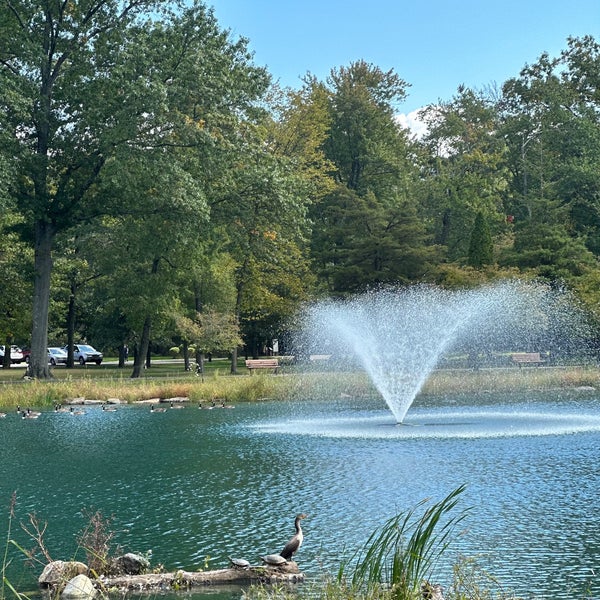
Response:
[208,0,600,116]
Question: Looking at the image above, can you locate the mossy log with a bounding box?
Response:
[97,564,304,592]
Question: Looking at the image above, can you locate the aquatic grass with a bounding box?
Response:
[341,486,469,600]
[422,366,600,395]
[1,365,599,411]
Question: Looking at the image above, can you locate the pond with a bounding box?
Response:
[1,389,599,599]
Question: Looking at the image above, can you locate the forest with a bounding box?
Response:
[1,0,600,378]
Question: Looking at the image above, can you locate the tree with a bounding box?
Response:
[419,87,509,265]
[500,35,600,292]
[311,60,436,293]
[174,308,242,376]
[0,0,268,378]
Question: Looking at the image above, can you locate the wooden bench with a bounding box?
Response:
[511,352,545,367]
[245,358,279,373]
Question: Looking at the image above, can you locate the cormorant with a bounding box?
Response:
[280,513,308,560]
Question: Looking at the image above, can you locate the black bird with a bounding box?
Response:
[280,513,308,560]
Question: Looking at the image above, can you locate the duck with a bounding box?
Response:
[102,404,117,412]
[22,411,39,419]
[26,408,42,417]
[170,401,185,409]
[70,407,86,416]
[0,412,7,418]
[150,405,167,413]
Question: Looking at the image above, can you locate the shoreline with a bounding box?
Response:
[0,365,598,411]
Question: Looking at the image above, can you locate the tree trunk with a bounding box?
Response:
[118,343,127,368]
[131,317,151,378]
[196,348,204,381]
[2,335,12,369]
[183,340,190,371]
[65,281,77,368]
[30,221,54,379]
[231,273,246,375]
[230,347,238,374]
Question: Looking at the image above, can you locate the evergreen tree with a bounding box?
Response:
[468,212,494,268]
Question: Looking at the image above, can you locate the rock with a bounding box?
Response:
[39,560,88,587]
[61,574,96,599]
[112,552,150,575]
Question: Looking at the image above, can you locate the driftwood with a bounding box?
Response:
[97,564,304,592]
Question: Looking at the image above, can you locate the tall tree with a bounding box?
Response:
[419,87,509,265]
[500,36,600,291]
[0,0,268,377]
[311,61,436,293]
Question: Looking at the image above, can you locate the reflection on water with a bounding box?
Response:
[250,403,600,439]
[1,391,599,599]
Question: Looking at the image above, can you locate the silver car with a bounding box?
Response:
[66,344,103,365]
[48,347,68,366]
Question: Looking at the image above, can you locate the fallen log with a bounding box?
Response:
[97,564,304,592]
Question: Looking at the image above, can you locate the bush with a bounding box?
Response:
[168,347,180,358]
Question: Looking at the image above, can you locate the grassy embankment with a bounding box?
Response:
[0,357,598,410]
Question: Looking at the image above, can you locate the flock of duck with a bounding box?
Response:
[0,400,235,420]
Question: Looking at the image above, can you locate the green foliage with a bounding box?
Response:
[2,14,600,369]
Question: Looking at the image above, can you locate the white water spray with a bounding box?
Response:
[300,281,590,424]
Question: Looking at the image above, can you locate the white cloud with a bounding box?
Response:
[396,109,428,140]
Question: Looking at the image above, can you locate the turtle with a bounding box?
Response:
[260,554,287,566]
[229,557,251,569]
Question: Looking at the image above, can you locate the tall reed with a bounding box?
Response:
[341,485,469,600]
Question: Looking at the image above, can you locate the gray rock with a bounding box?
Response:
[61,574,96,599]
[112,552,150,575]
[39,561,88,587]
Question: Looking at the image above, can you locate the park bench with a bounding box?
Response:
[511,352,545,367]
[245,358,279,373]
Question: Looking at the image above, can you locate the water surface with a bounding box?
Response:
[1,390,599,599]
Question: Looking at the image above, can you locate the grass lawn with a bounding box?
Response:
[0,356,243,382]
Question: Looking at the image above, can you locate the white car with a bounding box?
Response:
[47,347,68,366]
[65,344,103,365]
[0,345,24,364]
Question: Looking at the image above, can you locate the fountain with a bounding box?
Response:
[298,281,591,424]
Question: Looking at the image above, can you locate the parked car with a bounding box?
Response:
[65,344,103,365]
[23,347,68,365]
[0,345,24,364]
[47,347,68,366]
